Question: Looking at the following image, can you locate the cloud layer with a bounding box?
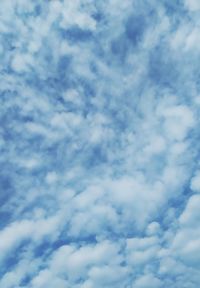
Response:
[1,0,200,287]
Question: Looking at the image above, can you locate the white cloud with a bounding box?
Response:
[88,265,128,287]
[158,105,195,141]
[0,221,33,262]
[11,53,33,73]
[171,195,200,267]
[133,274,162,288]
[179,195,200,227]
[146,222,161,236]
[30,240,123,287]
[60,0,97,31]
[126,236,160,267]
[185,0,200,11]
[190,171,200,193]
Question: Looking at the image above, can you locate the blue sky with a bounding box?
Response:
[0,0,200,287]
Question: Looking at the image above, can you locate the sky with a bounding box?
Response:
[0,0,200,287]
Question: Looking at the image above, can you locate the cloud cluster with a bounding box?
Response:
[1,0,200,287]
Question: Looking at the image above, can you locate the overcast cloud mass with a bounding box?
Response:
[0,0,200,287]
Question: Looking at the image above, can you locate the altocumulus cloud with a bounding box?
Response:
[0,0,200,287]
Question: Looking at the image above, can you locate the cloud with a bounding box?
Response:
[0,0,200,287]
[172,195,200,267]
[133,273,162,288]
[185,0,200,11]
[190,171,200,192]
